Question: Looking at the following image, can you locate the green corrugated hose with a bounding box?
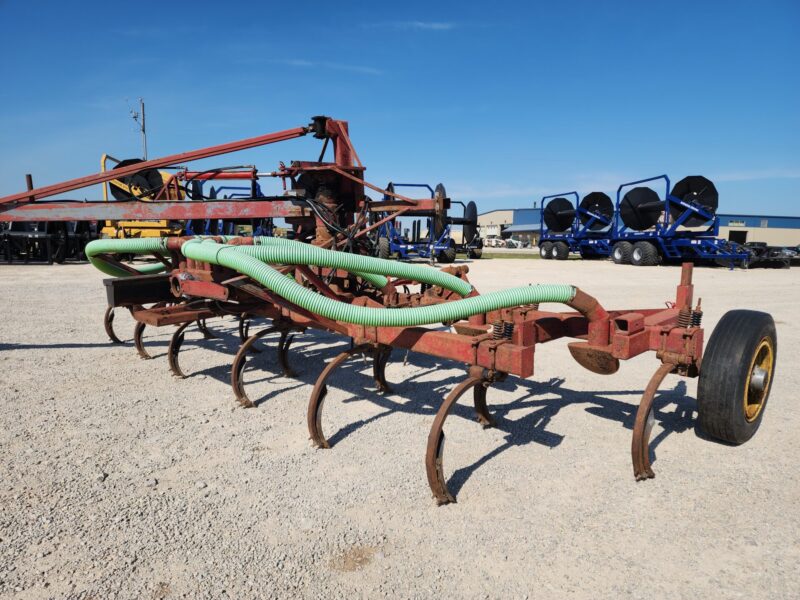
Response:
[85,237,169,277]
[246,236,472,295]
[86,236,577,327]
[182,239,576,327]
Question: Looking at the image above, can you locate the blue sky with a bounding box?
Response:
[1,0,798,214]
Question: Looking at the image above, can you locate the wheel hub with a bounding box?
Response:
[744,338,774,422]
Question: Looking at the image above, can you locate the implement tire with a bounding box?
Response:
[612,241,633,265]
[631,241,659,266]
[697,310,777,444]
[552,241,570,260]
[377,237,391,260]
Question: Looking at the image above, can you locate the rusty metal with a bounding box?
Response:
[0,125,309,206]
[372,345,392,394]
[167,321,193,378]
[91,242,713,503]
[103,306,124,344]
[133,321,151,360]
[425,367,495,505]
[196,318,216,339]
[231,326,280,407]
[307,343,377,449]
[631,362,676,480]
[230,323,302,407]
[276,330,298,378]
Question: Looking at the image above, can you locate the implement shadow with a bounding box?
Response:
[446,377,695,497]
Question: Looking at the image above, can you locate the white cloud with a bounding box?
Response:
[271,59,381,76]
[399,21,455,30]
[363,21,456,31]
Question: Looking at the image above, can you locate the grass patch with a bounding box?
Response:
[480,252,540,260]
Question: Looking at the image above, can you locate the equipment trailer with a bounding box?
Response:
[375,183,482,263]
[539,174,751,267]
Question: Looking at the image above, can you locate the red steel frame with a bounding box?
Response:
[0,116,439,226]
[100,235,704,504]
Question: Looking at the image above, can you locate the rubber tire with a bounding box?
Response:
[437,241,456,264]
[612,241,633,265]
[377,237,391,260]
[52,223,68,264]
[697,310,777,444]
[631,241,658,266]
[540,242,553,259]
[552,241,570,260]
[468,248,482,259]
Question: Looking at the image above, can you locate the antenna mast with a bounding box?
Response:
[130,98,148,160]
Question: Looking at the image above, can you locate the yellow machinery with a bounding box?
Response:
[100,154,184,238]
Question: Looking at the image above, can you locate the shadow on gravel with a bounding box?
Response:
[11,316,701,497]
[447,378,695,497]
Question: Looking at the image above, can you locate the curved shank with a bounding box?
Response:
[425,367,487,505]
[230,326,278,408]
[372,346,392,394]
[167,321,193,378]
[196,318,216,339]
[631,362,675,480]
[133,321,151,359]
[277,330,297,377]
[307,343,373,448]
[103,306,123,344]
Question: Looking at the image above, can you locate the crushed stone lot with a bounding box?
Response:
[1,258,798,599]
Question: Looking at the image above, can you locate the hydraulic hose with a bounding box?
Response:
[84,236,469,296]
[85,237,169,277]
[218,237,388,290]
[246,236,472,296]
[182,240,576,327]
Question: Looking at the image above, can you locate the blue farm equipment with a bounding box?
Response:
[375,183,482,263]
[610,175,749,267]
[183,170,274,237]
[538,191,614,260]
[538,174,751,267]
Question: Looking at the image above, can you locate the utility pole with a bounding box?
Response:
[130,98,148,160]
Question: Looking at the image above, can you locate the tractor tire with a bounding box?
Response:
[631,241,659,266]
[377,237,391,260]
[468,248,483,259]
[552,242,570,260]
[52,223,68,264]
[612,241,633,264]
[539,242,553,259]
[437,240,457,264]
[697,310,777,444]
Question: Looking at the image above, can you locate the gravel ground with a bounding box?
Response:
[1,259,798,599]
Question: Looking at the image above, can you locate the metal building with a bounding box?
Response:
[718,214,800,246]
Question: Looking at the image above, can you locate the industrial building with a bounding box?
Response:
[478,208,800,247]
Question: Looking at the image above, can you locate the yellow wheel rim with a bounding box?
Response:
[743,337,774,422]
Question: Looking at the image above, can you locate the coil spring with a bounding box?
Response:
[492,321,515,340]
[492,321,504,340]
[677,308,692,329]
[691,310,703,327]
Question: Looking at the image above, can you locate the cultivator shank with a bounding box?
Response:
[95,235,716,503]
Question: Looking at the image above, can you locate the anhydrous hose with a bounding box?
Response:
[85,237,168,277]
[85,237,577,327]
[248,236,472,296]
[182,240,575,327]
